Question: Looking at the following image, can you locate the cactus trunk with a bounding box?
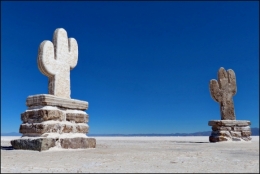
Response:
[37,28,78,99]
[219,97,235,120]
[52,68,70,98]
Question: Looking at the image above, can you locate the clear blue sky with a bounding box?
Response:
[1,1,259,134]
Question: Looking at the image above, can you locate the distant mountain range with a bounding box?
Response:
[2,128,259,136]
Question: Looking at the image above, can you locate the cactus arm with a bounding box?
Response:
[217,67,228,89]
[227,69,237,95]
[209,79,222,102]
[37,40,57,77]
[53,28,69,61]
[68,38,78,69]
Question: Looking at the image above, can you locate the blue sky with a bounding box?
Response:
[1,1,259,134]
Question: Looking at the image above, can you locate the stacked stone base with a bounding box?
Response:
[11,94,96,151]
[208,120,252,142]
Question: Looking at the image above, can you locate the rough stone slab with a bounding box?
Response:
[209,136,230,142]
[19,122,89,135]
[230,131,242,137]
[209,135,251,142]
[11,138,56,151]
[241,131,251,137]
[212,125,232,131]
[208,120,251,127]
[60,137,96,149]
[26,94,88,110]
[234,126,251,132]
[66,113,89,123]
[21,109,65,123]
[211,130,232,138]
[209,132,252,142]
[10,137,96,151]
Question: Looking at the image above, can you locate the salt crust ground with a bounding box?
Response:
[1,136,259,173]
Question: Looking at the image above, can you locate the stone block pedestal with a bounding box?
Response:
[11,29,96,151]
[11,94,96,151]
[208,120,252,142]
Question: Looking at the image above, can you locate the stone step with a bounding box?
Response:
[211,130,232,138]
[26,94,88,110]
[60,137,96,149]
[209,135,252,142]
[241,131,251,137]
[11,138,56,151]
[19,122,89,135]
[212,125,251,132]
[211,130,251,138]
[21,109,89,123]
[209,135,230,142]
[66,112,88,123]
[21,109,65,123]
[234,126,251,132]
[208,120,251,127]
[212,126,232,131]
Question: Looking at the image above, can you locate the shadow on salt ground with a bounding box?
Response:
[1,146,14,150]
[171,141,209,143]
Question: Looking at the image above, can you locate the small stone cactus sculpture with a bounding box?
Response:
[37,28,78,99]
[209,67,237,120]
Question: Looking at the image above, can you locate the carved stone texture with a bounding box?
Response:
[209,67,237,120]
[211,126,232,131]
[241,131,251,137]
[230,131,242,137]
[211,130,232,138]
[37,28,78,99]
[209,136,229,142]
[26,94,88,110]
[60,137,96,149]
[212,125,251,132]
[11,137,96,151]
[66,113,89,123]
[21,109,65,123]
[19,122,89,135]
[11,138,56,151]
[208,120,252,142]
[233,126,251,132]
[208,120,251,127]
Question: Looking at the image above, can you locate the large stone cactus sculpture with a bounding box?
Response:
[209,67,237,120]
[37,28,78,99]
